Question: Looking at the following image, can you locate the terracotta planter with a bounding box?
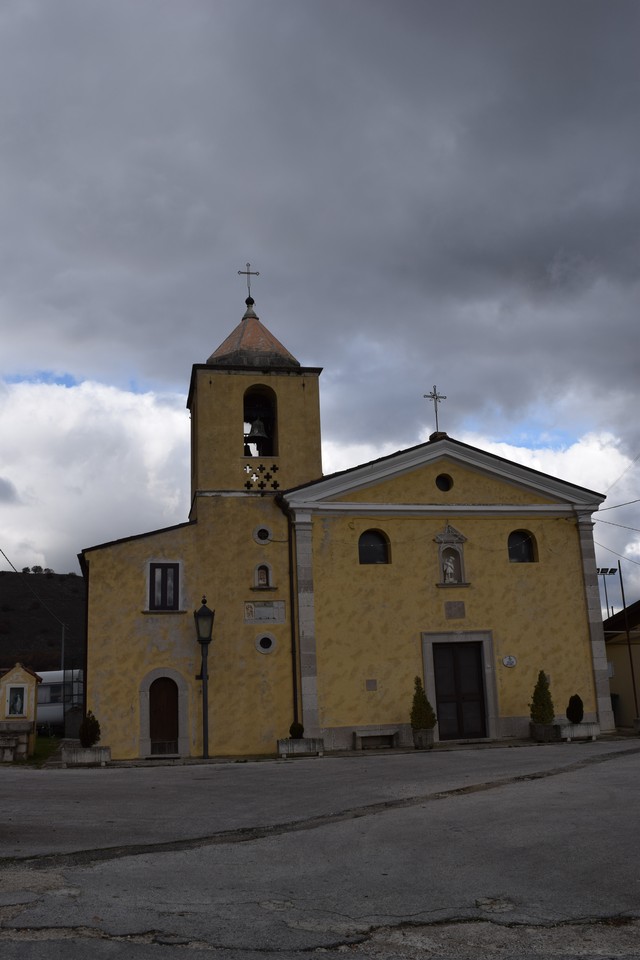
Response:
[412,728,435,750]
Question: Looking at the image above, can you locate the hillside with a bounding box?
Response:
[0,571,86,671]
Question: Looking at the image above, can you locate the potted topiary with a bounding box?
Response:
[410,676,437,749]
[79,710,101,748]
[289,721,304,740]
[566,694,584,725]
[61,710,111,766]
[560,693,600,742]
[277,720,324,759]
[529,670,559,742]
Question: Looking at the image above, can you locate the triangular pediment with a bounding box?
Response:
[434,524,467,544]
[283,436,604,515]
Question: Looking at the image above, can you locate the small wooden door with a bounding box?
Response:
[433,642,486,740]
[149,677,179,755]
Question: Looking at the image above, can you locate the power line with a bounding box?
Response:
[598,499,640,512]
[594,541,640,566]
[605,450,640,494]
[0,546,67,628]
[595,519,640,533]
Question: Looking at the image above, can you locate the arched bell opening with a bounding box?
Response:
[243,385,278,457]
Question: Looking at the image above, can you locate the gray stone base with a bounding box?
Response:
[559,722,600,742]
[61,744,111,766]
[277,738,324,758]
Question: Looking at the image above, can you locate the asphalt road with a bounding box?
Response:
[1,739,640,958]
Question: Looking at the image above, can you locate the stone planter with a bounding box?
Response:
[559,722,600,742]
[412,728,435,750]
[529,722,562,743]
[277,738,324,758]
[61,744,111,766]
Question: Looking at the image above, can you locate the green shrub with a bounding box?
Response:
[410,676,437,730]
[566,694,584,725]
[529,671,555,725]
[289,721,304,739]
[78,710,101,748]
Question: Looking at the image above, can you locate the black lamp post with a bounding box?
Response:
[194,596,215,759]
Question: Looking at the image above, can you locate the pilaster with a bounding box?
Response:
[577,511,615,731]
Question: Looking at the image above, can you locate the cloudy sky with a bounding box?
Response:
[0,0,638,612]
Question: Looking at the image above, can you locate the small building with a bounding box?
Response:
[604,599,640,728]
[0,663,41,760]
[81,295,614,759]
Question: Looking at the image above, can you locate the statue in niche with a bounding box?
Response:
[443,555,456,583]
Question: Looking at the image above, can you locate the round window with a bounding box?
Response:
[435,473,453,491]
[253,526,272,544]
[255,633,277,655]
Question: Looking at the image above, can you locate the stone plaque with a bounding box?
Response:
[244,601,285,624]
[444,601,465,620]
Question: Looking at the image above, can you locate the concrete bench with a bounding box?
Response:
[353,728,400,750]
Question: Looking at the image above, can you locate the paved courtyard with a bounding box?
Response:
[1,739,640,958]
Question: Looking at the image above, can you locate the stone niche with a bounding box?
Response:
[0,663,40,760]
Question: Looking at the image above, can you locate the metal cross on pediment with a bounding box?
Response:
[424,384,447,433]
[238,262,260,297]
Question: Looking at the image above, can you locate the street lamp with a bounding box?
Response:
[194,596,215,759]
[597,567,617,618]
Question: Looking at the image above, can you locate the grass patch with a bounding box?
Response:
[16,736,61,767]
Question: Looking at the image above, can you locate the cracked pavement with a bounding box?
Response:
[1,740,639,958]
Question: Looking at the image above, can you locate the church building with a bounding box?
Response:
[81,294,614,758]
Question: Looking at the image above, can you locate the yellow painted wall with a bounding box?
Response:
[85,494,295,759]
[190,367,322,498]
[309,507,595,729]
[338,458,557,506]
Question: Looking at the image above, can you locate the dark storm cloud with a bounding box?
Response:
[0,478,19,504]
[0,0,638,580]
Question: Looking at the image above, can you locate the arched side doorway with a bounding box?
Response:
[139,668,189,758]
[149,677,178,755]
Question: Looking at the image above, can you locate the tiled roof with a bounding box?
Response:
[207,298,299,368]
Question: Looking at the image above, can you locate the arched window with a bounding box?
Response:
[508,530,538,563]
[358,529,390,565]
[243,385,277,457]
[253,563,274,589]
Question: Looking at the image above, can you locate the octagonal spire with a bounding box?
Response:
[207,298,300,368]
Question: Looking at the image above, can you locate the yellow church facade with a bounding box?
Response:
[81,296,614,758]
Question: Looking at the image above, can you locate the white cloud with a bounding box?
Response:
[1,380,637,612]
[0,380,189,573]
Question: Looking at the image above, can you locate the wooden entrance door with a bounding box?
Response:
[433,642,486,740]
[149,677,179,755]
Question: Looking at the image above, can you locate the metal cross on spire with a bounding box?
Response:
[424,384,447,433]
[238,262,260,297]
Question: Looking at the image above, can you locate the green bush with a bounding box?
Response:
[289,721,304,739]
[78,710,101,748]
[410,676,437,730]
[566,694,584,725]
[529,671,555,725]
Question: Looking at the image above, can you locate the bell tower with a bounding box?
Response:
[187,296,323,513]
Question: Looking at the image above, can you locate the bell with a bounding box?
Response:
[246,418,268,441]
